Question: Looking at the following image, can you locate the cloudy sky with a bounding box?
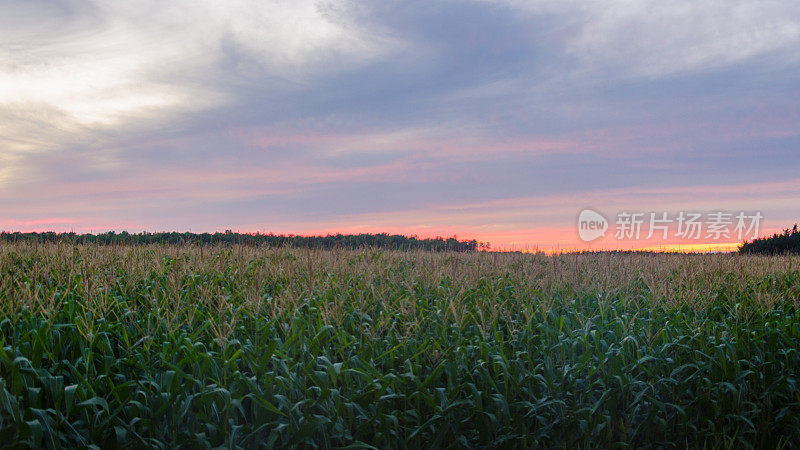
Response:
[2,0,799,250]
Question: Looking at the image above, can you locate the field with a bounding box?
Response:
[1,243,800,448]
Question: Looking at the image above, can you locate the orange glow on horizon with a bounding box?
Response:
[1,220,779,256]
[497,242,742,254]
[236,225,753,254]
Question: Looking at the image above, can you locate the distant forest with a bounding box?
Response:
[0,231,488,252]
[739,225,800,255]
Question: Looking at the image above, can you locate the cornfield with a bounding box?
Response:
[1,243,799,448]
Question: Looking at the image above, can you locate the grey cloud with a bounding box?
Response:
[1,0,799,240]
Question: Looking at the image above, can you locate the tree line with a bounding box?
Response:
[0,231,489,252]
[739,224,800,255]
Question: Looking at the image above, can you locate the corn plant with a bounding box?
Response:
[0,243,799,448]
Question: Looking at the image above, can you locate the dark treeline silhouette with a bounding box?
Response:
[0,231,488,252]
[739,224,800,255]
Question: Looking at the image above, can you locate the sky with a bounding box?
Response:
[1,0,799,251]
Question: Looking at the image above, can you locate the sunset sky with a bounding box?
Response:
[2,0,799,250]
